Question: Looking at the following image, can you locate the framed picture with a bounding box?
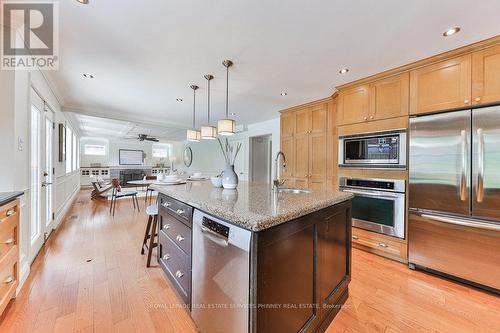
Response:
[58,123,66,162]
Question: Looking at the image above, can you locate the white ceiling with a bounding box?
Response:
[50,0,500,140]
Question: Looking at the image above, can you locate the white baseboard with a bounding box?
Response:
[16,259,31,295]
[54,187,79,229]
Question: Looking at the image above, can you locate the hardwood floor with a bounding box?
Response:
[0,189,499,333]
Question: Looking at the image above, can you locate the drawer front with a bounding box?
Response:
[352,228,406,258]
[158,232,191,304]
[0,245,18,315]
[0,218,17,262]
[159,213,192,256]
[159,194,193,227]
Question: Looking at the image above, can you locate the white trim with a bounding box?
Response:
[17,260,31,296]
[53,185,79,229]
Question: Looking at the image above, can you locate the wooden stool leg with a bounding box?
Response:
[141,215,152,255]
[147,215,158,267]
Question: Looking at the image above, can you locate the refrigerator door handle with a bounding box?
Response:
[418,213,500,231]
[460,130,467,201]
[477,128,484,203]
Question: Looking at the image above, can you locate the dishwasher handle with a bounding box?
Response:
[200,226,229,247]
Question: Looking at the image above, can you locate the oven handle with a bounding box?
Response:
[200,226,229,247]
[341,188,402,200]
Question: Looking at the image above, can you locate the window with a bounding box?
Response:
[152,144,169,158]
[66,127,72,173]
[72,134,77,171]
[84,144,106,156]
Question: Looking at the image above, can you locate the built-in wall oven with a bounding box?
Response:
[338,129,406,168]
[339,177,406,239]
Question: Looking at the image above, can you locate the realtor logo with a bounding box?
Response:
[1,1,59,70]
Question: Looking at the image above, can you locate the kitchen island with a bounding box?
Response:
[150,181,352,333]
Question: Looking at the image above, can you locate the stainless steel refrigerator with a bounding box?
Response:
[409,105,500,292]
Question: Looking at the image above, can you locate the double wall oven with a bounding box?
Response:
[340,177,406,239]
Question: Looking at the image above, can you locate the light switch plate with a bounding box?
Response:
[18,136,24,151]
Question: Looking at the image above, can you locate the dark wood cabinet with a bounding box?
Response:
[255,200,352,333]
[157,194,194,307]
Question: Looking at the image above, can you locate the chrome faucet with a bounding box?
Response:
[273,151,287,192]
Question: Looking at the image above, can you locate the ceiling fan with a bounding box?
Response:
[137,134,159,142]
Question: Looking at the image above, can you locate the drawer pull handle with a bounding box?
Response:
[176,209,185,215]
[163,224,171,230]
[163,254,171,261]
[175,270,184,279]
[6,210,15,217]
[464,99,470,104]
[176,235,185,242]
[352,235,359,240]
[163,202,171,208]
[474,97,481,102]
[4,276,14,284]
[378,242,388,248]
[3,239,14,245]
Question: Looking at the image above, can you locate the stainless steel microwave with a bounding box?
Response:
[338,129,406,168]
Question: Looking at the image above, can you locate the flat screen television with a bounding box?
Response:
[119,149,144,165]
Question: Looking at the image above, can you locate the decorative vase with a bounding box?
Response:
[222,165,238,189]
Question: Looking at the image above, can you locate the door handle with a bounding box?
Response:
[41,182,53,187]
[419,213,500,231]
[477,128,484,203]
[460,130,467,201]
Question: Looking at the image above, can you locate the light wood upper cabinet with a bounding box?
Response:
[410,55,472,115]
[472,44,500,105]
[337,85,370,125]
[309,132,327,180]
[294,109,311,135]
[293,133,309,179]
[281,112,295,138]
[281,136,294,178]
[310,103,328,134]
[369,73,409,120]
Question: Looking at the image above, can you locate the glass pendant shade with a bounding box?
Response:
[187,129,201,141]
[201,125,217,139]
[217,119,236,136]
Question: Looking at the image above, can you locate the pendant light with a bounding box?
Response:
[186,85,201,142]
[201,74,217,139]
[217,60,236,136]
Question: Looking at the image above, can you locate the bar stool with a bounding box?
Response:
[141,203,158,267]
[144,175,157,205]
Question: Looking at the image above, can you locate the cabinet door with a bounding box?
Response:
[294,178,309,189]
[281,136,294,178]
[310,103,327,134]
[410,55,472,115]
[472,44,500,106]
[295,108,311,135]
[309,132,327,184]
[281,112,295,138]
[294,133,309,179]
[369,73,409,121]
[337,85,369,125]
[327,98,337,132]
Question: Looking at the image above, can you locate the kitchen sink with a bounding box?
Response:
[278,188,312,194]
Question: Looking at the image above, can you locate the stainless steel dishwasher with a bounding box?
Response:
[191,209,252,333]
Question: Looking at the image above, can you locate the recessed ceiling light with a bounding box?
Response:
[83,73,94,78]
[339,68,349,75]
[76,0,89,4]
[443,27,460,37]
[280,92,287,96]
[176,98,183,102]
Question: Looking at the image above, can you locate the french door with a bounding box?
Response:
[30,89,54,261]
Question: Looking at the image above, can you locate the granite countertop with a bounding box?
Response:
[0,191,24,206]
[150,181,352,232]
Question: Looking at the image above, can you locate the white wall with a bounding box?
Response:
[80,137,171,167]
[171,117,281,180]
[0,60,81,292]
